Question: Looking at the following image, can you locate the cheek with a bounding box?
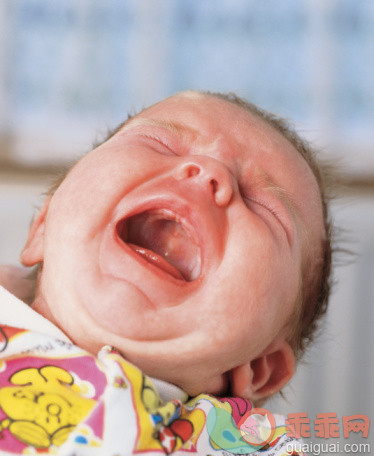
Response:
[220,225,282,296]
[50,149,169,238]
[210,225,301,330]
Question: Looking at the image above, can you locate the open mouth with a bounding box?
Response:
[116,209,201,282]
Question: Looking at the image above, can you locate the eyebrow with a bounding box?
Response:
[264,178,301,222]
[123,117,198,141]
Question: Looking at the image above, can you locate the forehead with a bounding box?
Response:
[134,93,302,173]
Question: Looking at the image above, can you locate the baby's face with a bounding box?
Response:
[26,93,323,395]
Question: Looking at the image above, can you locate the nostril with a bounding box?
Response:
[188,165,200,178]
[174,159,233,207]
[174,162,201,180]
[210,179,218,194]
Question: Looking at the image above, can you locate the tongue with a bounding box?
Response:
[126,211,201,281]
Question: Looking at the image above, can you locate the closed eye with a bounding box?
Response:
[242,194,293,245]
[244,196,283,222]
[140,134,178,157]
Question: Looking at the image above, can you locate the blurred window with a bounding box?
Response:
[0,0,373,174]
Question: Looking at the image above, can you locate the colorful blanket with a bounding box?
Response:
[0,325,304,455]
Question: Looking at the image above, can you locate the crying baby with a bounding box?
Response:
[0,90,331,455]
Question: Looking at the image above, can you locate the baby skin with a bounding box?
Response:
[21,92,324,403]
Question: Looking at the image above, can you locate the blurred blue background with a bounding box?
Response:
[1,0,373,172]
[0,0,373,452]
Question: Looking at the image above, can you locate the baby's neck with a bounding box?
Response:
[32,296,60,329]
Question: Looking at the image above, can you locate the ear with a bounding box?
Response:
[20,198,51,267]
[230,339,295,403]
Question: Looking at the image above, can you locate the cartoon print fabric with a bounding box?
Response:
[0,325,305,455]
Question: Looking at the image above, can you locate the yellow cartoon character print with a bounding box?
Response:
[0,365,96,449]
[141,375,181,427]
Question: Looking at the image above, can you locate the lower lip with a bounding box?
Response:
[126,242,185,281]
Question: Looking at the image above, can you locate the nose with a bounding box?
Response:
[173,156,233,207]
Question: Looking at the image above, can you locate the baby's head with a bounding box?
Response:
[21,91,331,403]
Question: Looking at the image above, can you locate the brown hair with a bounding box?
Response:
[40,90,333,361]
